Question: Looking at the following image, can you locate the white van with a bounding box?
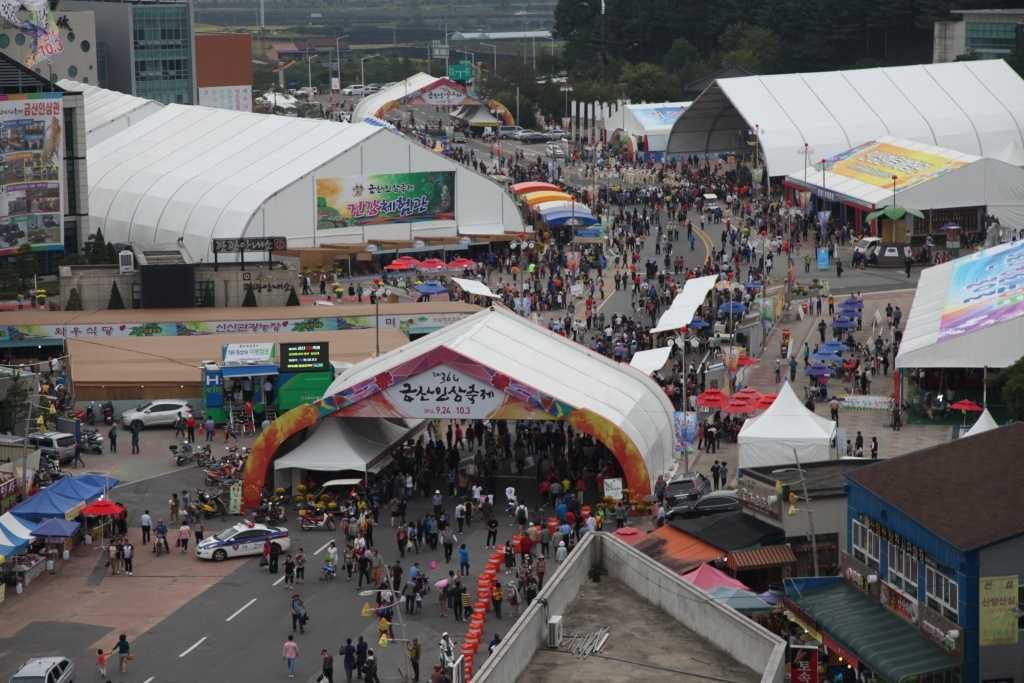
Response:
[853,236,882,257]
[702,193,720,212]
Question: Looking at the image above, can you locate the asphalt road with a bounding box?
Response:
[0,465,539,683]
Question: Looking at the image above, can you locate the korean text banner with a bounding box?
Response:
[316,171,455,229]
[980,575,1019,646]
[828,141,966,192]
[939,241,1024,342]
[0,92,64,256]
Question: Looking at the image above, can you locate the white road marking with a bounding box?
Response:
[142,677,155,683]
[178,636,207,658]
[314,540,332,556]
[272,575,286,586]
[225,597,257,622]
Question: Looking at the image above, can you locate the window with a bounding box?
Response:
[888,542,919,596]
[852,520,880,570]
[926,565,959,624]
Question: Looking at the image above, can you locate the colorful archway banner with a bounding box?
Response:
[242,346,653,509]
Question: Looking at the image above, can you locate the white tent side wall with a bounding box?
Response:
[737,432,834,470]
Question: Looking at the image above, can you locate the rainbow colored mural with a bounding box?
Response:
[242,346,654,509]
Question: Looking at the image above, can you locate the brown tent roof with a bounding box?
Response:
[68,329,407,386]
[848,423,1024,550]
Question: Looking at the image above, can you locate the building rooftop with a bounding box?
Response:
[670,510,785,551]
[951,8,1024,15]
[741,458,874,497]
[515,576,760,683]
[848,423,1024,550]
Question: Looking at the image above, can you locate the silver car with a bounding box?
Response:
[121,399,191,430]
[10,656,74,683]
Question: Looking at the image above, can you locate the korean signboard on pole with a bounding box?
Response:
[0,91,64,256]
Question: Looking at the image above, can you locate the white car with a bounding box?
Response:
[341,85,366,96]
[196,522,291,561]
[10,656,74,683]
[121,399,192,430]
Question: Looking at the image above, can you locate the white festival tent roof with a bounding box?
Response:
[784,136,1024,227]
[651,274,719,333]
[451,277,500,299]
[964,409,999,438]
[57,79,162,148]
[608,102,691,154]
[352,72,446,122]
[321,307,677,490]
[896,240,1024,369]
[667,59,1024,178]
[274,416,422,474]
[86,104,524,261]
[629,346,672,375]
[737,382,836,469]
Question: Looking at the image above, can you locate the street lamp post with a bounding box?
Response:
[480,42,498,75]
[360,54,379,88]
[774,448,820,577]
[334,34,349,87]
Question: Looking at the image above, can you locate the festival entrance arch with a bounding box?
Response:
[242,308,676,510]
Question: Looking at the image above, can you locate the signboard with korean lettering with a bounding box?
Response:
[0,92,64,256]
[789,644,818,683]
[383,364,505,419]
[316,171,456,229]
[980,575,1019,646]
[222,342,276,365]
[212,236,287,253]
[279,341,330,373]
[603,477,623,501]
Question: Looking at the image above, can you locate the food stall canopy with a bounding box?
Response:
[629,347,672,375]
[0,511,35,547]
[451,278,500,299]
[47,474,119,502]
[650,274,719,333]
[0,524,27,558]
[737,382,836,469]
[274,417,423,474]
[30,518,81,538]
[11,488,85,522]
[681,562,749,591]
[534,200,591,215]
[897,241,1024,369]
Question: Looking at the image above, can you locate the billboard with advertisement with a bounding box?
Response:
[938,241,1024,342]
[0,91,63,256]
[980,575,1019,646]
[316,171,455,229]
[827,140,967,192]
[199,85,252,112]
[407,79,470,107]
[629,105,686,131]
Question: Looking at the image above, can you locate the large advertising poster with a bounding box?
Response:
[316,171,455,229]
[980,575,1019,646]
[828,141,967,192]
[0,91,63,256]
[198,85,253,112]
[938,241,1024,342]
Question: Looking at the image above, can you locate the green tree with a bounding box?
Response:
[621,63,679,103]
[1001,357,1024,421]
[242,284,258,307]
[65,287,83,311]
[0,374,30,434]
[108,282,125,310]
[663,37,699,74]
[718,23,782,73]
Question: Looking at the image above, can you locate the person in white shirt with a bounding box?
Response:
[140,511,153,545]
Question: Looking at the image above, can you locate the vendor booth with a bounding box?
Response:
[738,382,836,469]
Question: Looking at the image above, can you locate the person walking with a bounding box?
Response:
[130,422,141,454]
[491,581,503,619]
[457,543,470,577]
[341,637,356,683]
[320,647,335,683]
[177,522,191,553]
[123,540,134,576]
[108,424,117,453]
[407,638,421,682]
[284,553,295,587]
[290,594,307,634]
[355,636,368,680]
[363,649,380,683]
[71,441,85,468]
[114,634,131,673]
[140,510,152,545]
[282,635,299,679]
[169,493,179,524]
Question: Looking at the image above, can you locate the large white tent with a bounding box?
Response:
[738,382,836,469]
[57,79,162,148]
[274,416,420,474]
[667,59,1024,178]
[605,102,690,157]
[85,104,524,261]
[320,307,676,493]
[785,136,1024,227]
[897,240,1024,369]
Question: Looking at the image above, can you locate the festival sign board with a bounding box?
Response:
[938,241,1024,342]
[279,341,330,373]
[0,91,64,256]
[828,140,967,192]
[980,575,1019,646]
[222,342,276,365]
[316,171,456,229]
[630,105,687,131]
[383,364,506,419]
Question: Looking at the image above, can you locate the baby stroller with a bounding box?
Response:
[320,561,337,582]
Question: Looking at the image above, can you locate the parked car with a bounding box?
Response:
[544,127,568,141]
[853,236,882,258]
[450,130,468,144]
[545,143,566,158]
[121,399,192,430]
[341,85,366,96]
[196,521,291,561]
[663,473,711,518]
[27,431,77,464]
[498,125,524,140]
[668,490,741,519]
[515,129,548,144]
[9,656,74,683]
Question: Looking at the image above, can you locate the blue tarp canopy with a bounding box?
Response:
[414,282,448,295]
[0,511,36,557]
[718,302,747,316]
[30,518,80,538]
[73,474,119,492]
[0,525,27,558]
[47,474,118,502]
[11,488,85,522]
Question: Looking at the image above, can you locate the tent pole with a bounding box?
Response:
[983,366,988,408]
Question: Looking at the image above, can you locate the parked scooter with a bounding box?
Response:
[194,489,226,518]
[299,510,335,532]
[253,500,287,525]
[169,442,194,467]
[102,401,115,425]
[81,428,104,454]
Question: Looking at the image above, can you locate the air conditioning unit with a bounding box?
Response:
[547,615,563,648]
[118,250,135,274]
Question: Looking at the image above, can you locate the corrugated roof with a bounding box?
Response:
[848,423,1024,550]
[352,72,442,122]
[726,544,797,571]
[668,59,1024,177]
[57,79,162,147]
[671,511,785,551]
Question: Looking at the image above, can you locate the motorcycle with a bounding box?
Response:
[85,401,96,426]
[300,511,336,532]
[169,442,194,467]
[193,444,213,467]
[253,501,287,525]
[81,429,104,454]
[204,464,236,487]
[102,401,115,426]
[195,489,226,518]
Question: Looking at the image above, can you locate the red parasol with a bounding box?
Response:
[384,258,419,271]
[950,399,983,413]
[417,258,447,271]
[736,355,757,367]
[696,388,727,409]
[734,387,762,401]
[722,397,755,415]
[754,393,778,410]
[447,258,477,270]
[82,499,124,517]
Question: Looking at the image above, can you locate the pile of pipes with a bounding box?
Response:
[560,627,610,659]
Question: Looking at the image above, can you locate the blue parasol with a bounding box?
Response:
[841,297,863,307]
[811,352,842,363]
[718,302,747,316]
[832,319,856,330]
[414,281,448,295]
[806,365,833,377]
[688,318,710,330]
[746,281,763,290]
[820,341,848,354]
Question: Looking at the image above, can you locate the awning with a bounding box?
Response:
[274,417,422,474]
[629,347,672,375]
[651,274,719,333]
[726,544,797,571]
[222,365,279,378]
[631,524,726,574]
[786,579,958,682]
[451,277,500,299]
